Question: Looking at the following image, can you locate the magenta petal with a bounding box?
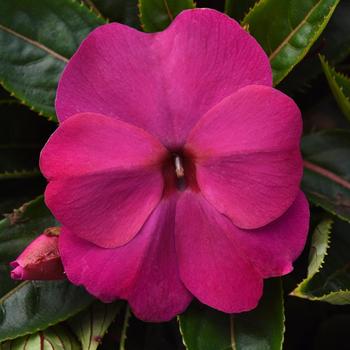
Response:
[56,9,271,147]
[175,191,263,313]
[186,85,303,229]
[232,191,310,277]
[59,197,192,322]
[40,113,166,248]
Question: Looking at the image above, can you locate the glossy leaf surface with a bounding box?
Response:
[243,0,340,85]
[0,0,105,120]
[0,280,93,341]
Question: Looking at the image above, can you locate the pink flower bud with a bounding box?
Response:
[10,227,65,280]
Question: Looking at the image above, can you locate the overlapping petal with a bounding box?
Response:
[40,113,166,248]
[56,9,271,147]
[59,197,192,322]
[231,191,309,278]
[175,191,309,312]
[186,85,303,229]
[175,191,263,313]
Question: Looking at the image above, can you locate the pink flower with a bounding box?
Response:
[11,227,65,280]
[40,9,309,321]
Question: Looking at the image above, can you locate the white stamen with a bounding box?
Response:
[174,155,185,178]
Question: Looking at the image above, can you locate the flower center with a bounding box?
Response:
[174,155,185,179]
[173,154,186,191]
[162,151,199,195]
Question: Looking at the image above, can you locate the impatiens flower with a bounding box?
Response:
[39,9,309,321]
[11,227,65,280]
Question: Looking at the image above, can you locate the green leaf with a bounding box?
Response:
[179,279,284,350]
[280,0,350,94]
[0,0,105,121]
[243,0,340,85]
[292,219,350,304]
[139,0,195,32]
[69,301,120,350]
[0,196,94,341]
[302,129,350,223]
[119,305,131,350]
[0,325,80,350]
[0,280,93,342]
[225,0,257,20]
[320,55,350,122]
[86,0,140,28]
[0,196,57,297]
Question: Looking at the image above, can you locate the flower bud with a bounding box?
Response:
[10,227,65,280]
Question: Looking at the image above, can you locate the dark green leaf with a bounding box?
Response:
[0,280,93,341]
[224,0,257,20]
[0,0,105,120]
[139,0,195,32]
[320,55,350,121]
[0,325,80,350]
[280,0,350,94]
[179,279,284,350]
[292,219,350,304]
[69,301,120,350]
[302,129,350,222]
[86,0,140,28]
[243,0,340,85]
[0,196,57,297]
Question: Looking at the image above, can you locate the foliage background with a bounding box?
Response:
[1,0,350,349]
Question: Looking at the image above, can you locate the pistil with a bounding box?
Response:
[174,155,185,178]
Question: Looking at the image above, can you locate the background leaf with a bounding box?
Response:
[139,0,195,32]
[243,0,340,85]
[292,218,350,304]
[179,279,284,350]
[320,55,350,121]
[85,0,140,28]
[280,0,350,94]
[0,0,105,120]
[0,325,80,350]
[69,301,120,350]
[302,130,350,222]
[0,280,93,341]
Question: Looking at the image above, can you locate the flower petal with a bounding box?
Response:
[231,191,309,278]
[59,197,192,322]
[175,191,263,313]
[186,85,303,229]
[40,113,166,248]
[56,9,271,147]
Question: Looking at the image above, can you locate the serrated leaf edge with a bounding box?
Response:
[243,0,340,86]
[0,168,40,180]
[320,54,350,121]
[291,219,333,299]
